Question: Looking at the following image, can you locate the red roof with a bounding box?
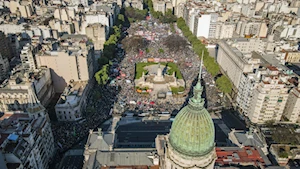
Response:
[215,147,265,167]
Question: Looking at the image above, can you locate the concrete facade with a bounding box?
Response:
[248,67,290,124]
[36,37,95,92]
[283,87,300,123]
[55,81,89,121]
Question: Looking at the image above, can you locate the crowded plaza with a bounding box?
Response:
[50,19,224,154]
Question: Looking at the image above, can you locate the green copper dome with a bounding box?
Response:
[169,58,215,157]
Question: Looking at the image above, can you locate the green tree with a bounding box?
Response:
[125,7,147,20]
[116,14,125,26]
[98,56,109,67]
[216,75,232,93]
[95,64,109,85]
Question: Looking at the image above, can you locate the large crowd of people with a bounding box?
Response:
[51,19,223,153]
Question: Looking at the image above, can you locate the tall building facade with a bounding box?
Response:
[248,67,290,124]
[85,23,107,50]
[36,36,95,92]
[217,39,260,88]
[283,86,300,123]
[0,86,55,169]
[194,13,218,39]
[20,43,36,70]
[0,68,54,112]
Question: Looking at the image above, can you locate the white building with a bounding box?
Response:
[70,0,88,6]
[55,81,89,121]
[85,12,112,28]
[217,39,261,89]
[283,85,300,124]
[194,13,218,39]
[236,71,261,115]
[248,66,290,124]
[20,43,36,70]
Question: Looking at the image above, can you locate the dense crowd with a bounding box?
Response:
[51,85,118,152]
[113,20,204,114]
[51,19,223,153]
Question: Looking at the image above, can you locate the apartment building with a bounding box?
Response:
[49,19,75,34]
[153,0,173,14]
[70,0,89,6]
[85,23,107,50]
[85,11,112,28]
[284,50,300,63]
[236,20,267,38]
[236,70,261,115]
[0,68,54,112]
[215,23,236,39]
[54,8,75,21]
[283,85,300,123]
[36,35,95,92]
[124,0,144,10]
[0,87,55,169]
[9,0,33,19]
[55,81,89,121]
[217,39,261,88]
[248,66,291,124]
[194,13,218,39]
[20,43,36,70]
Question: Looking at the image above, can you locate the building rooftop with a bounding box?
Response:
[56,81,88,106]
[215,147,266,167]
[85,151,156,169]
[115,121,171,149]
[0,67,49,91]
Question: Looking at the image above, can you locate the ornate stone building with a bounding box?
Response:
[156,58,217,169]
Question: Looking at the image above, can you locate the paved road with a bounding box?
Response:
[220,109,247,130]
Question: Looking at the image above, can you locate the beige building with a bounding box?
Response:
[124,0,143,10]
[284,50,300,63]
[236,20,267,38]
[36,35,95,92]
[248,67,290,124]
[10,0,33,18]
[153,0,172,15]
[49,19,75,34]
[215,23,236,39]
[55,81,89,121]
[0,68,54,112]
[85,23,107,50]
[283,86,300,123]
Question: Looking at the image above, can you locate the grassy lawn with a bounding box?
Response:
[135,62,183,79]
